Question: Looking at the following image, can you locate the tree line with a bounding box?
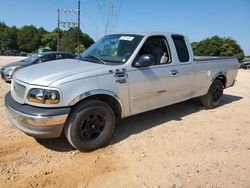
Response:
[0,21,245,61]
[192,36,244,61]
[0,22,94,53]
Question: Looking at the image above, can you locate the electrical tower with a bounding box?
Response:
[96,0,122,35]
[57,0,80,54]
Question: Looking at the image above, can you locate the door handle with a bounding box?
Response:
[169,70,179,77]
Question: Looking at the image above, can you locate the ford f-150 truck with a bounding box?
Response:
[5,32,239,151]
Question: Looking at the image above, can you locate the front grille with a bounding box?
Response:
[13,81,26,99]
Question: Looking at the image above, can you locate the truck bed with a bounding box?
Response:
[194,56,237,62]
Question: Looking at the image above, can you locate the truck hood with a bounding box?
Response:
[14,59,108,86]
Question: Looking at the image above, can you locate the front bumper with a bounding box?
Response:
[5,92,71,138]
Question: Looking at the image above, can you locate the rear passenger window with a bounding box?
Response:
[172,35,190,62]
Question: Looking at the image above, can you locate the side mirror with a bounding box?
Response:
[134,54,154,68]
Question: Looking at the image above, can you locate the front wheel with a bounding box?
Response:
[201,80,224,109]
[64,100,115,151]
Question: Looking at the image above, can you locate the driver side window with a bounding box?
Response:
[135,36,171,65]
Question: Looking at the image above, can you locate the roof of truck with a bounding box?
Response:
[109,32,186,37]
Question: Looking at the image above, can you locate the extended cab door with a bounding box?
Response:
[127,35,180,115]
[170,35,196,103]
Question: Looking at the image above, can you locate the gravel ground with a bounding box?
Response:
[0,56,250,188]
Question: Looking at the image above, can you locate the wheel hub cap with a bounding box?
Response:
[80,113,106,141]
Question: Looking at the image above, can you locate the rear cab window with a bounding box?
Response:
[172,35,190,63]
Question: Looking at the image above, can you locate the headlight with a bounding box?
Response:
[28,88,60,104]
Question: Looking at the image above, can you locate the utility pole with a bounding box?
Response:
[57,8,60,51]
[56,0,80,53]
[77,0,80,55]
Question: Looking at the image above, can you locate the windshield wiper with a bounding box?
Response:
[84,55,106,64]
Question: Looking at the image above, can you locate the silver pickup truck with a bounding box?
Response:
[5,32,239,151]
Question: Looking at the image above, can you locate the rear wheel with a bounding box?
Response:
[201,80,224,108]
[64,100,115,151]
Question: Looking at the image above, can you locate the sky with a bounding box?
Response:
[0,0,249,55]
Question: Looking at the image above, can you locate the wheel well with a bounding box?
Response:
[74,94,122,119]
[215,75,226,88]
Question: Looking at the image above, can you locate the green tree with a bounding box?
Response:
[37,27,47,36]
[41,32,57,50]
[60,28,78,52]
[17,25,42,52]
[0,22,7,32]
[0,22,94,53]
[82,33,94,48]
[60,28,94,52]
[192,36,244,61]
[0,26,18,51]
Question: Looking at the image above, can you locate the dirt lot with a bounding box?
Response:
[0,56,250,188]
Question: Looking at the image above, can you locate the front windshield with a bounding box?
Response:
[81,34,143,64]
[22,54,40,62]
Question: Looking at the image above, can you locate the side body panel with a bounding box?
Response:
[10,32,239,120]
[126,34,197,115]
[166,35,196,104]
[194,59,239,97]
[127,65,179,115]
[53,64,130,118]
[96,65,130,117]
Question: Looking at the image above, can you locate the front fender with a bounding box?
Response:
[68,89,125,117]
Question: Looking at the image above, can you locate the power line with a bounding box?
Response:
[61,0,74,9]
[52,0,76,21]
[55,0,70,9]
[105,0,114,35]
[56,0,81,53]
[53,0,67,10]
[96,0,123,35]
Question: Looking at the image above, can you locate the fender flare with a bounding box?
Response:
[211,71,226,82]
[68,89,125,117]
[204,71,226,95]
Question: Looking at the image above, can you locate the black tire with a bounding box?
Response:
[64,100,115,151]
[201,80,224,109]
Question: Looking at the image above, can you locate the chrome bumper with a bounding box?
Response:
[5,92,70,138]
[6,105,68,127]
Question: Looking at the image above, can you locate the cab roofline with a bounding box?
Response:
[106,32,186,37]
